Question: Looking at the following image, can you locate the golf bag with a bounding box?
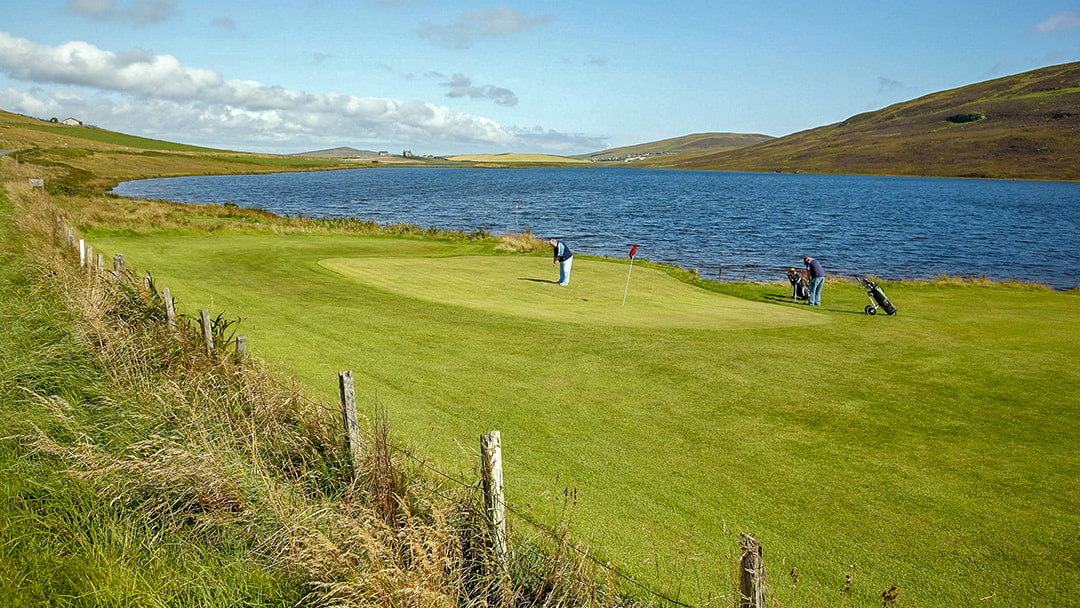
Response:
[787,268,809,300]
[860,276,897,315]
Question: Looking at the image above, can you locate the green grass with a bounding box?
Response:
[87,230,1080,608]
[320,255,827,329]
[22,123,230,152]
[0,189,306,606]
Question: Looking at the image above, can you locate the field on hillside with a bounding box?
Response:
[85,229,1079,608]
[445,153,590,164]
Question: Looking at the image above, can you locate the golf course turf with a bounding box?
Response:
[82,229,1079,608]
[319,255,829,330]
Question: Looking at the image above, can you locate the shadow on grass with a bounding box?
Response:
[764,293,869,315]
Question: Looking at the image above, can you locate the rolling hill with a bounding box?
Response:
[288,146,380,158]
[576,132,773,162]
[640,62,1080,181]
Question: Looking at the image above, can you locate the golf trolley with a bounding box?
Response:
[786,268,809,301]
[858,276,897,316]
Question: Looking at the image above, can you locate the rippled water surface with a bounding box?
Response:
[112,167,1080,289]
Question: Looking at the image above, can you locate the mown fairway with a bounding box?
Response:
[90,231,1079,607]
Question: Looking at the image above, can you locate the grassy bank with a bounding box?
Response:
[46,188,1078,607]
[0,186,311,604]
[0,175,623,605]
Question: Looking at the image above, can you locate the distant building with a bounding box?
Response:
[61,117,83,127]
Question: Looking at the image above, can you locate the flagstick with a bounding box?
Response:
[622,257,635,305]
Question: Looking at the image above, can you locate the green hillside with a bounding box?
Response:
[0,109,349,192]
[641,62,1080,181]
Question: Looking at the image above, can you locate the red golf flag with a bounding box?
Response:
[629,244,637,258]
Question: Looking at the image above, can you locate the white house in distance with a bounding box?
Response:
[61,117,83,127]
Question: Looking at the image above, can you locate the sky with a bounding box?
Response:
[1,1,1078,156]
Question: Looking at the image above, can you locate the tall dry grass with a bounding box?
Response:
[4,177,635,608]
[495,229,550,254]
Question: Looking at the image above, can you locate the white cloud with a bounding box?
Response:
[0,32,522,150]
[66,0,178,25]
[418,6,553,49]
[1034,11,1080,33]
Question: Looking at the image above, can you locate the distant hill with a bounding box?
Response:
[445,153,590,164]
[577,132,773,162]
[640,62,1080,181]
[289,146,379,158]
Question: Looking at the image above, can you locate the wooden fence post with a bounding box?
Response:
[481,430,509,571]
[86,244,94,272]
[739,533,767,608]
[96,253,104,271]
[338,370,363,472]
[236,334,248,359]
[163,287,176,330]
[113,253,126,278]
[200,309,214,352]
[79,239,86,267]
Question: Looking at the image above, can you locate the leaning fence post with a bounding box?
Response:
[739,533,767,608]
[200,309,214,352]
[481,430,509,571]
[163,287,176,330]
[338,370,363,473]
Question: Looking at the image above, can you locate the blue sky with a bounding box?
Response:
[1,1,1077,155]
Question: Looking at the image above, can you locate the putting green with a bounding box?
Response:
[320,255,828,330]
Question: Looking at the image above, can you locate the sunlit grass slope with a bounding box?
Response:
[90,230,1080,608]
[445,153,590,164]
[320,256,827,329]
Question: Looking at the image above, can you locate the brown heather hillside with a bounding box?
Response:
[642,62,1080,181]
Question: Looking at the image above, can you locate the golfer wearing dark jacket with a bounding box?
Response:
[803,256,825,306]
[550,239,573,286]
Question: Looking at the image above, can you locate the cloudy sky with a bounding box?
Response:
[1,1,1077,155]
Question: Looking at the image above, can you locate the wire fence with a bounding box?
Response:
[63,222,733,608]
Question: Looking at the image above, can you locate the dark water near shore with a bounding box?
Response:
[112,167,1080,290]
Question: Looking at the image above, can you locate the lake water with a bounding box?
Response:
[111,167,1080,290]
